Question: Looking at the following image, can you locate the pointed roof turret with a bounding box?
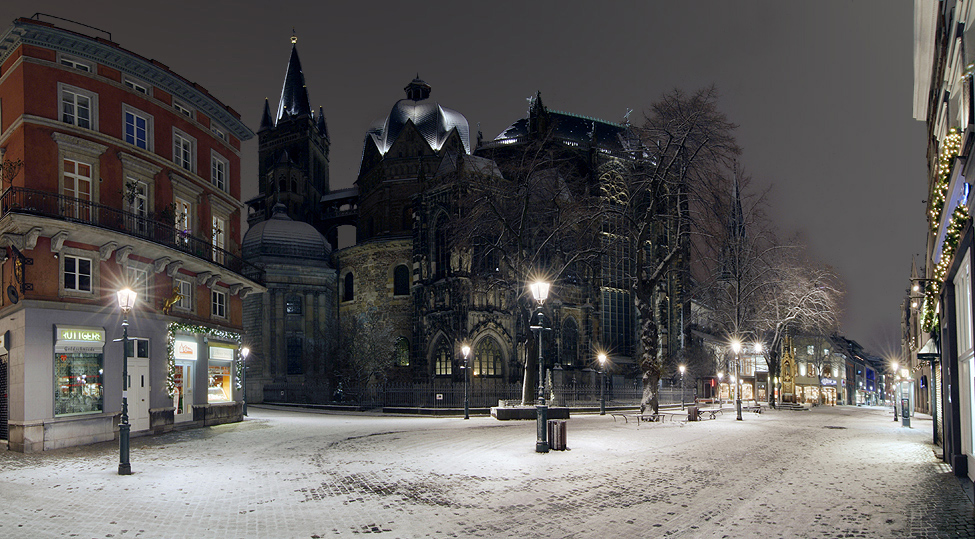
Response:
[317,106,329,142]
[259,98,273,131]
[276,36,312,122]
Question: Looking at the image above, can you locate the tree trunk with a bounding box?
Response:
[639,308,660,414]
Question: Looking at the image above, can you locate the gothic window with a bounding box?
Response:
[561,318,579,366]
[395,338,410,367]
[473,338,502,377]
[434,338,452,376]
[434,213,448,279]
[393,264,410,296]
[343,272,354,302]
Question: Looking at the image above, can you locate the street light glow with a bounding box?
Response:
[598,353,607,366]
[754,342,763,353]
[731,340,741,354]
[529,281,550,304]
[116,288,137,313]
[461,344,471,358]
[679,365,685,374]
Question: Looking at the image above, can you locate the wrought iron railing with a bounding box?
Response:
[0,187,263,284]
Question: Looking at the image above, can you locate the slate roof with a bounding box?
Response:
[365,77,470,155]
[242,204,330,261]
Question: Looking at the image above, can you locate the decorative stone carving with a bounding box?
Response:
[99,241,118,261]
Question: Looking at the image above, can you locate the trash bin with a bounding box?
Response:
[547,419,567,450]
[687,405,698,422]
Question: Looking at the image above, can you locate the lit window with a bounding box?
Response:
[474,338,502,376]
[435,339,452,376]
[286,296,302,315]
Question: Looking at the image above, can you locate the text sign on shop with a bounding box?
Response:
[174,339,197,360]
[54,325,105,353]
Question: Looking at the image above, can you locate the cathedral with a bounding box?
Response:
[242,40,687,405]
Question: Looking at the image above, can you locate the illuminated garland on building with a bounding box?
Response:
[929,127,963,231]
[922,204,972,331]
[165,322,241,396]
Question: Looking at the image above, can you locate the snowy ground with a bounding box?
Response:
[0,404,972,538]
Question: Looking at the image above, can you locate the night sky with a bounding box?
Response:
[0,1,927,354]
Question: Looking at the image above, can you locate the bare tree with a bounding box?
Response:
[337,308,398,388]
[609,86,740,413]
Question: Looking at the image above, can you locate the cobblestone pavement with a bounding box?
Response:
[1,405,972,538]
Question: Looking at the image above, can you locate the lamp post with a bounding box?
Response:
[892,362,899,421]
[530,280,550,453]
[598,353,607,415]
[732,339,742,421]
[116,288,137,476]
[754,342,764,405]
[462,344,471,420]
[717,372,723,408]
[679,365,686,410]
[240,347,249,416]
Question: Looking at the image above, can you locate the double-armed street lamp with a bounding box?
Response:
[731,339,743,420]
[679,365,686,410]
[462,344,471,420]
[116,288,137,475]
[598,353,607,415]
[530,280,551,453]
[240,346,249,416]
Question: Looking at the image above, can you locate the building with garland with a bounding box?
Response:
[0,16,262,452]
[909,0,975,487]
[243,40,688,405]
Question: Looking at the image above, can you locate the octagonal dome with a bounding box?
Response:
[366,77,471,155]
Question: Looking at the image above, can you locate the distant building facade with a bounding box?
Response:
[0,16,262,452]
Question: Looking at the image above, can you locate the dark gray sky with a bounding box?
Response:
[2,1,927,354]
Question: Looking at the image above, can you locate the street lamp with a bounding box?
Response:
[598,353,607,415]
[731,339,742,421]
[530,280,550,453]
[679,365,686,410]
[462,344,471,420]
[116,287,137,476]
[240,346,249,416]
[892,362,899,421]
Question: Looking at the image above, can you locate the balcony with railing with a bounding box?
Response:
[0,187,264,284]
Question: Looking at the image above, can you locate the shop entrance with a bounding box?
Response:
[0,353,8,441]
[174,362,193,423]
[129,358,149,431]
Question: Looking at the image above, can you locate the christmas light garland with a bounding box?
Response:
[165,322,241,396]
[929,127,963,231]
[922,204,972,331]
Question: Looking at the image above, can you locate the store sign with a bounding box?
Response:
[209,345,234,361]
[175,338,197,360]
[54,325,105,353]
[820,377,837,386]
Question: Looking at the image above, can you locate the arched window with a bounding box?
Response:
[278,179,287,192]
[402,206,412,231]
[395,337,410,367]
[434,338,452,376]
[561,318,579,366]
[343,272,354,302]
[393,264,410,296]
[434,213,448,279]
[473,338,502,377]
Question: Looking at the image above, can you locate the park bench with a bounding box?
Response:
[696,407,723,420]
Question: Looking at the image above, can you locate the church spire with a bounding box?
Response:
[276,37,312,122]
[317,106,329,142]
[259,98,273,132]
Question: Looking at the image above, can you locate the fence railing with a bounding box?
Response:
[266,380,696,410]
[0,187,264,284]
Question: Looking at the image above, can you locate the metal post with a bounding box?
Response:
[118,317,131,475]
[599,369,606,415]
[240,347,249,417]
[464,355,469,420]
[680,371,685,410]
[536,309,548,453]
[735,353,742,421]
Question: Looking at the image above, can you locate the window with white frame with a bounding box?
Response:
[62,158,93,220]
[955,249,973,355]
[175,277,194,311]
[60,85,96,129]
[173,100,193,118]
[63,254,92,293]
[212,215,226,264]
[125,177,149,235]
[211,289,227,319]
[211,123,227,141]
[127,264,151,304]
[174,196,192,246]
[211,152,228,191]
[59,55,92,72]
[123,77,149,95]
[173,129,196,172]
[123,106,152,150]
